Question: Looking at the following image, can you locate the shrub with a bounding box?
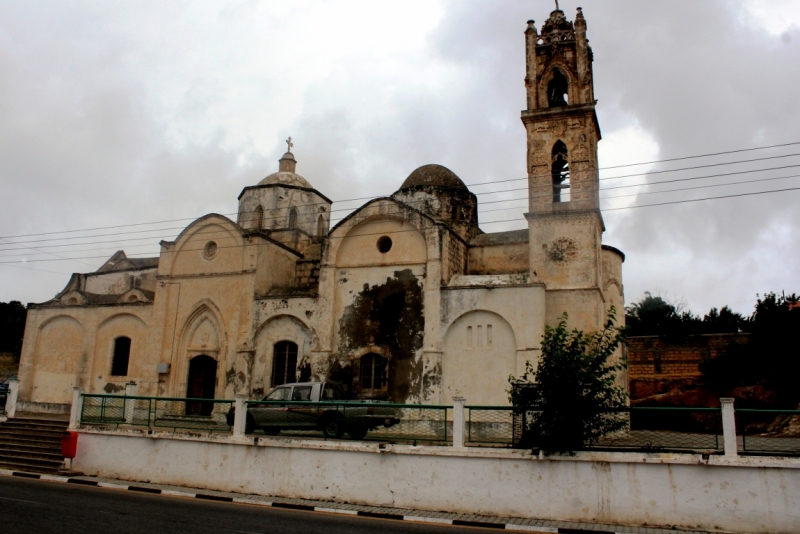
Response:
[510,308,628,453]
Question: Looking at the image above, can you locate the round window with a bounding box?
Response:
[203,241,218,259]
[377,236,392,253]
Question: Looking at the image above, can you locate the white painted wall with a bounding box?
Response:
[442,310,516,405]
[73,430,800,533]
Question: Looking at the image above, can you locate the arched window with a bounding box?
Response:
[272,341,298,387]
[288,207,298,229]
[253,205,264,230]
[547,68,569,107]
[111,337,131,376]
[317,214,326,236]
[551,140,570,203]
[359,353,387,392]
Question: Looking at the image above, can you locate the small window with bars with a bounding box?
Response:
[359,353,387,393]
[271,341,298,387]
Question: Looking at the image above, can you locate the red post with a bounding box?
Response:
[61,431,78,459]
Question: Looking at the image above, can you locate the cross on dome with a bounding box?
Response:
[286,136,294,153]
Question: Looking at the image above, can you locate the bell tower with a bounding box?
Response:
[523,6,609,327]
[524,5,599,215]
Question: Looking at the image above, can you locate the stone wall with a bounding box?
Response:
[73,429,800,534]
[294,259,320,289]
[628,333,750,399]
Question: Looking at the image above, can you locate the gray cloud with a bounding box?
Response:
[0,1,797,316]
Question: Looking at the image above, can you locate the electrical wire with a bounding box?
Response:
[2,185,798,265]
[2,170,799,257]
[3,159,800,251]
[3,141,799,242]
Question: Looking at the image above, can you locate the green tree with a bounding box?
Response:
[701,306,747,334]
[625,292,686,337]
[625,292,747,337]
[700,292,800,404]
[510,309,628,453]
[0,301,27,362]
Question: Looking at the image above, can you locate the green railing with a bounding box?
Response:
[80,394,233,433]
[737,409,800,456]
[590,407,722,452]
[466,406,514,444]
[244,400,449,443]
[76,393,800,456]
[467,405,724,452]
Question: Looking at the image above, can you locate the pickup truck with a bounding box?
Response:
[227,381,401,439]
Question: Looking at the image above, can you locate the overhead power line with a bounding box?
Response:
[2,185,798,265]
[603,186,800,211]
[598,140,800,170]
[1,169,799,255]
[3,159,800,251]
[3,140,799,242]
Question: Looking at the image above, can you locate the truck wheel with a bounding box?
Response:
[347,424,368,440]
[322,412,344,438]
[245,414,255,434]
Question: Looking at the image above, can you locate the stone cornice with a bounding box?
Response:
[237,183,333,204]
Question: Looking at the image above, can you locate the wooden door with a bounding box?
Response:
[186,355,217,416]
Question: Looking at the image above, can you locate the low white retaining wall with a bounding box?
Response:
[73,430,800,533]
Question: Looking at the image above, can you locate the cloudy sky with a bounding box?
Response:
[0,0,798,316]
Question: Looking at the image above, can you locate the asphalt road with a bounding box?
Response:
[0,476,488,534]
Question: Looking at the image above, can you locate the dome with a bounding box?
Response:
[399,164,467,191]
[256,150,313,188]
[257,171,313,188]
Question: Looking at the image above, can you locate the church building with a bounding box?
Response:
[16,6,625,414]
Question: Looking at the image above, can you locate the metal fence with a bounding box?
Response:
[244,400,449,443]
[589,407,722,453]
[80,394,233,433]
[737,409,800,456]
[466,405,724,453]
[466,406,514,444]
[76,393,800,456]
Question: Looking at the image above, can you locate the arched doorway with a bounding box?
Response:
[186,355,217,416]
[442,311,517,406]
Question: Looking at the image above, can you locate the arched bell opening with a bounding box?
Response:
[547,68,569,107]
[551,140,571,203]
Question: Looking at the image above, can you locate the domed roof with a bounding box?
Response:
[399,164,467,191]
[257,171,313,188]
[257,150,313,188]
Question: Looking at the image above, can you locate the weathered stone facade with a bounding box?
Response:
[17,7,625,411]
